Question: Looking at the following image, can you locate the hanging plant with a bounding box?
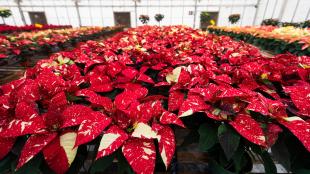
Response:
[261,18,280,26]
[139,15,150,25]
[0,8,11,18]
[154,14,164,26]
[200,12,211,24]
[228,14,240,24]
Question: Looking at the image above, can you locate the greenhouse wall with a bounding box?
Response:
[0,0,309,28]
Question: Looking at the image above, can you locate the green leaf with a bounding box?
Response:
[181,129,199,147]
[117,150,134,174]
[0,154,15,174]
[198,123,218,151]
[13,154,42,174]
[218,124,240,160]
[294,169,310,174]
[209,159,234,174]
[261,151,277,174]
[90,153,115,174]
[271,137,291,171]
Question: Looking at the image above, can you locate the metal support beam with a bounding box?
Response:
[74,0,82,27]
[252,0,262,25]
[279,0,288,21]
[291,0,300,22]
[15,0,26,25]
[193,0,198,28]
[133,0,138,27]
[3,4,257,8]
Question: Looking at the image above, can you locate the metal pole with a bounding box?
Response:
[271,0,278,18]
[15,0,26,25]
[262,0,270,20]
[291,0,300,22]
[193,0,198,28]
[279,0,288,21]
[74,0,82,27]
[252,0,262,26]
[240,0,246,26]
[134,0,138,27]
[306,8,310,20]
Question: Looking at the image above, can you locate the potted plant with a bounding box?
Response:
[0,8,11,25]
[261,18,280,26]
[139,15,150,25]
[154,14,164,26]
[228,14,240,24]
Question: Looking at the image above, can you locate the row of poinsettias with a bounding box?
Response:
[208,25,310,56]
[0,25,310,174]
[0,24,72,34]
[0,26,122,59]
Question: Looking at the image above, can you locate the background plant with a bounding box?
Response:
[228,14,240,24]
[139,14,150,24]
[154,14,164,26]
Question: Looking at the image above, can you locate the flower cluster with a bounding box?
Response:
[1,25,310,174]
[208,25,310,55]
[0,26,122,60]
[0,24,72,34]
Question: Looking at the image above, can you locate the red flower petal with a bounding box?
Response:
[15,102,38,120]
[178,95,209,117]
[188,85,219,101]
[278,117,310,152]
[246,94,269,115]
[0,137,15,160]
[157,125,175,169]
[96,125,128,159]
[121,68,139,80]
[114,91,139,111]
[229,113,267,147]
[75,112,111,146]
[88,74,113,93]
[137,100,163,123]
[122,138,156,174]
[284,82,310,116]
[17,133,57,169]
[160,111,185,128]
[0,117,46,137]
[61,105,94,128]
[43,132,78,174]
[168,90,184,112]
[176,69,191,85]
[265,123,282,147]
[217,86,248,98]
[137,74,154,84]
[107,62,123,77]
[76,89,113,112]
[36,69,66,96]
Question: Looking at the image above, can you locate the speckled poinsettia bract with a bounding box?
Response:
[1,25,310,174]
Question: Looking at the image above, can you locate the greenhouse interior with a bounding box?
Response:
[0,0,309,174]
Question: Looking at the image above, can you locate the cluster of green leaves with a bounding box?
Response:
[228,14,240,24]
[200,12,211,24]
[208,28,310,56]
[0,9,12,18]
[181,114,310,174]
[261,18,310,28]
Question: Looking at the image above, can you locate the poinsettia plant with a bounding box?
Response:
[0,26,123,66]
[1,25,310,174]
[0,24,71,34]
[208,25,310,56]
